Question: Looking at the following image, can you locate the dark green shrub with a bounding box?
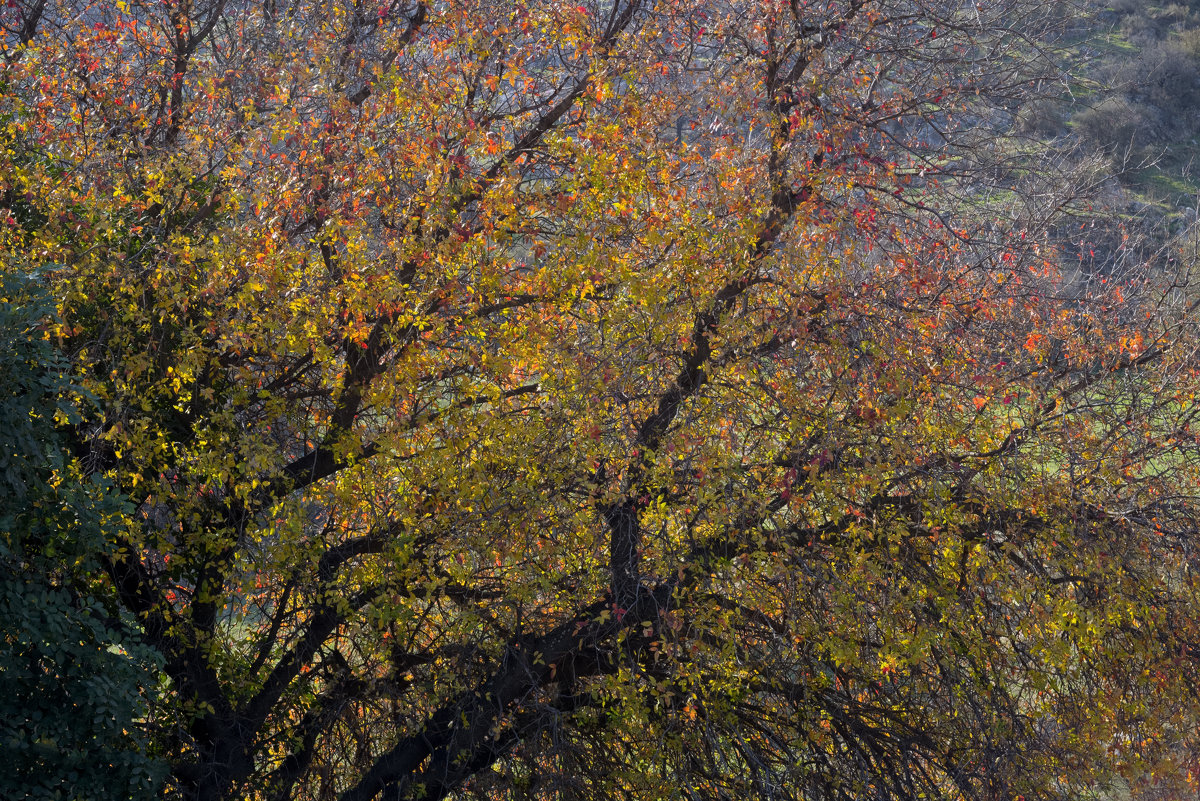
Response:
[0,273,164,801]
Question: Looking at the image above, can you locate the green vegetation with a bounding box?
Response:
[0,273,164,801]
[1054,2,1200,207]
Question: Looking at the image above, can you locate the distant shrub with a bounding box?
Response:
[1176,26,1200,59]
[1140,41,1200,112]
[1016,100,1067,137]
[1123,10,1167,44]
[1073,97,1151,150]
[1159,3,1195,29]
[1108,0,1145,16]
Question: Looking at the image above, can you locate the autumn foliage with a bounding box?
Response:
[4,0,1200,799]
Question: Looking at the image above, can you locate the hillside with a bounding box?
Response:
[1027,2,1200,243]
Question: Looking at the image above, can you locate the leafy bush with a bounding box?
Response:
[0,273,164,801]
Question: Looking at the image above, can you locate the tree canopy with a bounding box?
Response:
[4,0,1200,799]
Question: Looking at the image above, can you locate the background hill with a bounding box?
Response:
[1024,1,1200,252]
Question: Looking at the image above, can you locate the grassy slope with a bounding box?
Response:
[1060,2,1200,211]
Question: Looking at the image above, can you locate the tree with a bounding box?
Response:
[4,0,1200,800]
[0,272,164,800]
